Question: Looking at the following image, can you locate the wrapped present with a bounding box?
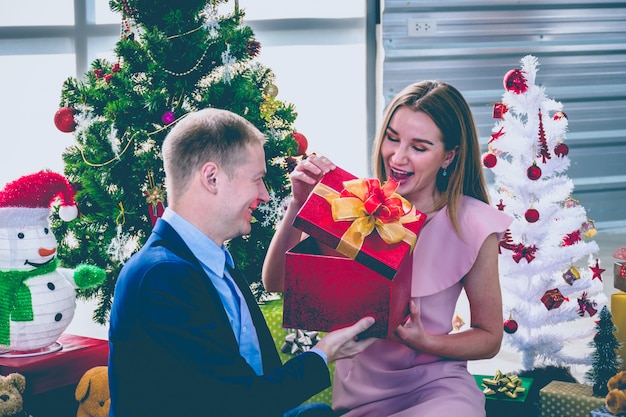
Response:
[611,292,626,369]
[280,329,320,355]
[474,371,533,417]
[539,380,605,417]
[284,166,426,339]
[476,370,531,400]
[590,405,626,417]
[292,166,426,279]
[615,262,626,292]
[284,237,412,339]
[492,102,508,119]
[542,288,567,310]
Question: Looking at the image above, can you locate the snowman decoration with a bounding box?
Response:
[0,171,104,354]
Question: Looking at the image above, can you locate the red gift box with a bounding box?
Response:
[284,237,412,339]
[492,102,508,119]
[541,288,566,310]
[292,166,426,279]
[284,166,426,338]
[614,262,626,291]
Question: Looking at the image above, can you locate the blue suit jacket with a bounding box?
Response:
[108,219,330,416]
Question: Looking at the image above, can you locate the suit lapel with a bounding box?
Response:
[154,219,282,372]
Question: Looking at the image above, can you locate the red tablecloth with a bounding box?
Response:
[0,334,109,395]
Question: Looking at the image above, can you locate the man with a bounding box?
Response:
[107,108,376,417]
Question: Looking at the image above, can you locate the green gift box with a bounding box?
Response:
[540,380,605,417]
[260,298,334,406]
[474,373,534,416]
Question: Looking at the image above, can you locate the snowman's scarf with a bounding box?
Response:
[0,258,59,346]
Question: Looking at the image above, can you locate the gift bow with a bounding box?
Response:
[314,178,422,259]
[512,243,537,263]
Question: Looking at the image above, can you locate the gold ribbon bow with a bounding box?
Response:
[314,178,422,259]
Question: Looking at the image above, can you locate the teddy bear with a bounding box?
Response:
[0,373,30,417]
[0,171,105,353]
[606,370,626,414]
[75,366,110,417]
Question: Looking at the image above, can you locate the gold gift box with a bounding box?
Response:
[540,380,605,417]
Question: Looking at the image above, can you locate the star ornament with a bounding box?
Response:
[590,258,605,281]
[145,185,166,205]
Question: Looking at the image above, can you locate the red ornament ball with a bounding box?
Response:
[503,69,528,94]
[504,318,518,334]
[525,208,540,223]
[482,153,497,168]
[54,107,77,133]
[292,132,308,156]
[527,164,542,180]
[554,143,569,157]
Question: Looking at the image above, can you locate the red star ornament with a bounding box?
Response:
[590,258,605,281]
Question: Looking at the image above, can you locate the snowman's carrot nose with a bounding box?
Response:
[39,247,56,257]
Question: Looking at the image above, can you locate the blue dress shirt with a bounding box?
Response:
[161,208,264,375]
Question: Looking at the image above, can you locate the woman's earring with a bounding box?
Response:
[442,167,448,177]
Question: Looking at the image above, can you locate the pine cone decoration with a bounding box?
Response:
[246,39,261,57]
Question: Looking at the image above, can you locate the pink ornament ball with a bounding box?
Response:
[161,111,176,125]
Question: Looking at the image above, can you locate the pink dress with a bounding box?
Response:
[332,196,513,417]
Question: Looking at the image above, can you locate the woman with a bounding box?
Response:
[263,81,513,416]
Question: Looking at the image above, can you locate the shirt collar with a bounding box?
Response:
[161,208,233,276]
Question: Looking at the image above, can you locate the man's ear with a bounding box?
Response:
[202,162,219,192]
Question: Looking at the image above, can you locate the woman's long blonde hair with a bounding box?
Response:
[372,81,489,235]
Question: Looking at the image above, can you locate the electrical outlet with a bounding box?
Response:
[407,19,437,37]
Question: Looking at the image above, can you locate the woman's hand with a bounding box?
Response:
[289,154,335,207]
[262,154,335,293]
[394,300,429,350]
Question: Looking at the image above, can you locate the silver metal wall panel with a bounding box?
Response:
[381,0,626,230]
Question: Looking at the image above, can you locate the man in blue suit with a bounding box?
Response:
[107,108,376,417]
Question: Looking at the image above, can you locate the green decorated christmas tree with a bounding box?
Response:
[586,305,622,396]
[52,0,307,324]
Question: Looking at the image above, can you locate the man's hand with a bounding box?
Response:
[315,317,377,363]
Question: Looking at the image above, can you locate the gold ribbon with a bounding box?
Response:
[313,178,422,259]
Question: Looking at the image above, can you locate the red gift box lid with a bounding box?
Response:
[293,166,426,279]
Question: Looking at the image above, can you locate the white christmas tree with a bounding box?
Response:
[484,55,607,370]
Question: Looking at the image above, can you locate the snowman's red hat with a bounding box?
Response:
[0,171,78,227]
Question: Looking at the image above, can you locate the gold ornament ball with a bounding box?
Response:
[264,83,279,98]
